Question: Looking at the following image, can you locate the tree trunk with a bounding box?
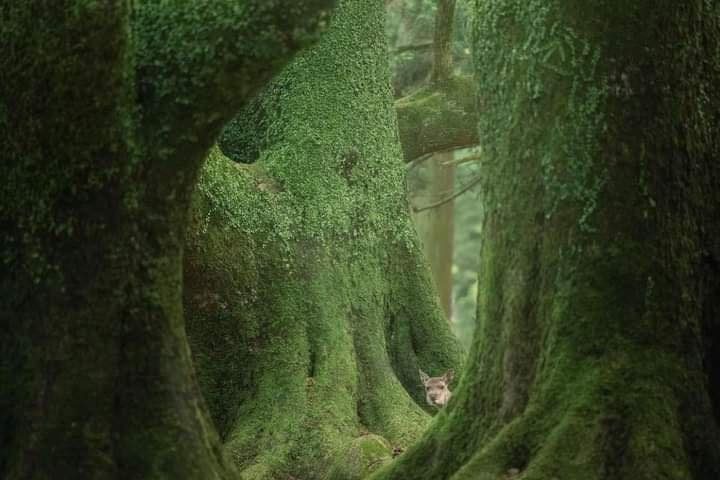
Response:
[0,2,333,479]
[413,155,456,321]
[430,0,456,87]
[185,1,464,479]
[373,1,720,479]
[414,0,458,322]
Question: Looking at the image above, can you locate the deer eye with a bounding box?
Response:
[439,385,445,389]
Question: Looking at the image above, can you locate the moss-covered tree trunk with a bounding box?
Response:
[184,1,463,479]
[0,2,333,479]
[374,1,720,479]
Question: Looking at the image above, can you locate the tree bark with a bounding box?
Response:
[430,0,456,87]
[373,1,720,479]
[0,2,333,479]
[185,1,464,479]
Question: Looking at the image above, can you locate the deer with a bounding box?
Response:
[419,369,454,408]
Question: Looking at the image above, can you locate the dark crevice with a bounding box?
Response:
[701,253,720,424]
[499,215,543,423]
[348,306,370,428]
[218,79,286,165]
[339,147,360,184]
[504,439,531,474]
[308,344,318,379]
[598,413,630,479]
[682,250,720,480]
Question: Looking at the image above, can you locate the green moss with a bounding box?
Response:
[395,75,478,161]
[327,434,393,480]
[184,1,463,478]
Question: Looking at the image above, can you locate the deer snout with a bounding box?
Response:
[427,390,449,407]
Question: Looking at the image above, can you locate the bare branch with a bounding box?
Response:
[394,41,434,54]
[412,174,482,213]
[441,153,482,166]
[406,145,469,172]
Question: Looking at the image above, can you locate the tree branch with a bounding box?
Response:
[405,146,461,172]
[412,174,482,213]
[393,41,434,54]
[395,74,478,161]
[133,0,336,159]
[394,1,478,163]
[441,153,482,166]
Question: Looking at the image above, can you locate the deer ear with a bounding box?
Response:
[419,369,430,384]
[443,369,454,383]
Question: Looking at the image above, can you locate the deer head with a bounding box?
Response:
[419,369,453,408]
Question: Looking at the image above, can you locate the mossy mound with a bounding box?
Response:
[328,434,394,480]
